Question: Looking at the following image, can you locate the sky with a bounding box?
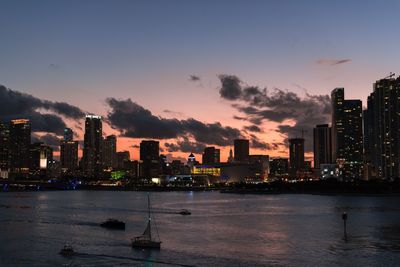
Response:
[1,0,400,162]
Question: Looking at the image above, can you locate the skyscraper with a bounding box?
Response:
[83,115,102,177]
[9,119,31,174]
[234,139,249,162]
[60,128,78,174]
[202,147,220,164]
[102,135,117,169]
[313,124,332,169]
[63,128,73,142]
[140,140,160,178]
[289,138,304,177]
[364,76,400,179]
[331,88,363,179]
[0,123,10,170]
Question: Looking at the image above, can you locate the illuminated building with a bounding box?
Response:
[29,142,53,174]
[234,139,249,162]
[289,138,304,177]
[331,88,363,180]
[60,128,78,174]
[269,158,289,179]
[9,119,31,174]
[313,124,332,170]
[102,135,117,169]
[364,76,400,179]
[193,165,221,176]
[63,128,73,142]
[0,123,10,170]
[249,155,269,181]
[202,147,220,164]
[83,115,102,177]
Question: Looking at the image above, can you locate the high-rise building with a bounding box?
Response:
[249,155,270,181]
[234,139,249,162]
[313,124,332,169]
[0,123,10,170]
[83,115,102,177]
[289,138,304,177]
[9,119,31,173]
[60,127,79,175]
[331,88,363,179]
[102,135,117,169]
[364,76,400,179]
[140,140,160,178]
[63,128,73,142]
[140,140,159,161]
[269,158,289,179]
[117,151,130,169]
[29,142,53,173]
[202,147,220,164]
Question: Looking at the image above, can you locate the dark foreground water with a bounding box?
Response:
[0,191,400,266]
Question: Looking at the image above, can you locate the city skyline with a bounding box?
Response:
[1,1,400,162]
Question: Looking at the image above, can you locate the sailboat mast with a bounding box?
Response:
[147,193,152,239]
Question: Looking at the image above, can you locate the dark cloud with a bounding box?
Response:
[249,134,279,150]
[32,133,61,151]
[218,76,331,151]
[315,59,351,66]
[189,75,200,81]
[106,98,242,147]
[165,137,206,154]
[0,85,85,134]
[243,125,262,133]
[218,74,242,100]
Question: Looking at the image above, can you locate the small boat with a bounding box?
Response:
[131,194,162,249]
[100,219,126,230]
[59,245,74,256]
[178,209,191,215]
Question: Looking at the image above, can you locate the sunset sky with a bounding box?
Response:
[1,0,400,162]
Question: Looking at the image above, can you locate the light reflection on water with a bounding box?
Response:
[0,191,400,266]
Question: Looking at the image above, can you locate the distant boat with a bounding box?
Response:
[179,209,191,215]
[100,218,126,230]
[59,244,74,256]
[131,194,162,249]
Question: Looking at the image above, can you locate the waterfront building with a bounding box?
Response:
[9,119,31,174]
[313,124,332,170]
[102,135,117,169]
[0,123,10,170]
[289,138,304,178]
[140,140,160,178]
[202,147,220,164]
[83,115,102,177]
[331,88,363,179]
[269,158,289,179]
[364,76,400,180]
[234,139,249,162]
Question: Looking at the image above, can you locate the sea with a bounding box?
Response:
[0,191,399,266]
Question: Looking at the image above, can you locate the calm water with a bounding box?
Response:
[0,191,400,266]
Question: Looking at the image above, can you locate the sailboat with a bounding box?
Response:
[131,194,162,249]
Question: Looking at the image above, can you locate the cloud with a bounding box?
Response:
[0,85,85,135]
[243,125,262,133]
[189,75,200,81]
[32,133,61,151]
[218,74,242,100]
[315,59,351,66]
[164,137,206,154]
[218,75,331,151]
[48,63,61,70]
[106,98,242,147]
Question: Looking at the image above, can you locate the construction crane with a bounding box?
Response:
[383,72,395,79]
